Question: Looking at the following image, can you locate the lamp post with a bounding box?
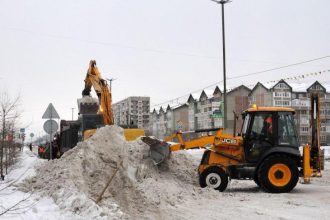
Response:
[106,78,117,92]
[71,108,75,120]
[212,0,231,129]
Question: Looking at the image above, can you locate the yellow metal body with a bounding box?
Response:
[124,129,146,141]
[198,130,244,174]
[84,129,97,140]
[303,144,313,183]
[244,106,295,113]
[166,130,244,175]
[165,131,215,151]
[161,106,321,186]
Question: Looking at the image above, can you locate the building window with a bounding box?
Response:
[274,92,291,98]
[301,127,308,133]
[300,117,308,124]
[321,136,326,142]
[276,83,288,89]
[300,110,307,115]
[274,100,290,106]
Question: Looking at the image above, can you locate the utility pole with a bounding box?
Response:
[1,110,5,180]
[212,0,231,129]
[106,78,117,92]
[71,108,75,120]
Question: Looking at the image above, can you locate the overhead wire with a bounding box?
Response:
[151,64,330,109]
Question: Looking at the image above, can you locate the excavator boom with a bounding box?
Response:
[79,60,145,141]
[80,60,114,125]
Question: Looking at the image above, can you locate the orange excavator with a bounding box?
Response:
[143,98,323,193]
[77,60,114,139]
[58,60,144,155]
[77,60,145,140]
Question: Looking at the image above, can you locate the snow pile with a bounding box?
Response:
[19,125,216,219]
[322,146,330,160]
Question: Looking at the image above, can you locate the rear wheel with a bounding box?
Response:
[258,154,299,193]
[253,173,260,187]
[199,166,228,192]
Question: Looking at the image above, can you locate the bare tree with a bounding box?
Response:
[0,91,21,180]
[5,119,20,171]
[0,193,37,217]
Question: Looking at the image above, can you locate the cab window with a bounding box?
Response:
[278,112,298,147]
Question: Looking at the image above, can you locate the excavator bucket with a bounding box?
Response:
[77,96,99,114]
[141,136,171,165]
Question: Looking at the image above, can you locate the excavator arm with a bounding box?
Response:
[81,60,114,125]
[79,60,145,141]
[164,131,215,151]
[142,130,218,164]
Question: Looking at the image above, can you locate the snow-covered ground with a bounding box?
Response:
[0,147,82,219]
[0,130,330,220]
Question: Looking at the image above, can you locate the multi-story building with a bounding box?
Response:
[195,90,215,130]
[172,103,189,132]
[249,82,272,107]
[291,81,330,145]
[249,80,330,145]
[271,80,292,107]
[113,96,150,129]
[226,85,251,134]
[150,80,330,145]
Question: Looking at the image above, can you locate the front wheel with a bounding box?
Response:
[199,166,228,192]
[258,154,299,193]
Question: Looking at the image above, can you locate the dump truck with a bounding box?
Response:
[143,94,322,193]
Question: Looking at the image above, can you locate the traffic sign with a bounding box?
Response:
[30,133,34,138]
[42,103,60,119]
[21,133,25,141]
[43,120,59,134]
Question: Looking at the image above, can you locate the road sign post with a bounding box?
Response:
[42,103,60,160]
[30,133,34,143]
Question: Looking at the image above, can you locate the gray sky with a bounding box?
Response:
[0,0,330,137]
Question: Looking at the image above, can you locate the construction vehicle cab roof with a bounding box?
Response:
[244,106,295,114]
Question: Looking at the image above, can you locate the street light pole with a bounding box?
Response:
[71,108,75,120]
[106,78,117,92]
[212,0,231,130]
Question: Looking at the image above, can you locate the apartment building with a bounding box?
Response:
[150,80,330,145]
[113,96,150,129]
[226,85,251,134]
[249,82,272,107]
[248,80,330,145]
[291,81,330,145]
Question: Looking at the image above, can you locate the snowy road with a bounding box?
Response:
[0,148,80,220]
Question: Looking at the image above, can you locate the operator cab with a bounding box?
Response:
[241,107,299,163]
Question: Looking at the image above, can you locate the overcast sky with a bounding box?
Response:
[0,0,330,138]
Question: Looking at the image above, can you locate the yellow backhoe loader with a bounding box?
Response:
[78,60,145,141]
[143,96,322,193]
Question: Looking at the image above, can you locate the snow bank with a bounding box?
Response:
[322,146,330,160]
[19,125,216,219]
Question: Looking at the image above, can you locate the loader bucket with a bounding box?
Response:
[141,136,171,165]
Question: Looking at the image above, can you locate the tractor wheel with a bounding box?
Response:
[199,166,228,192]
[258,154,299,193]
[253,173,260,187]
